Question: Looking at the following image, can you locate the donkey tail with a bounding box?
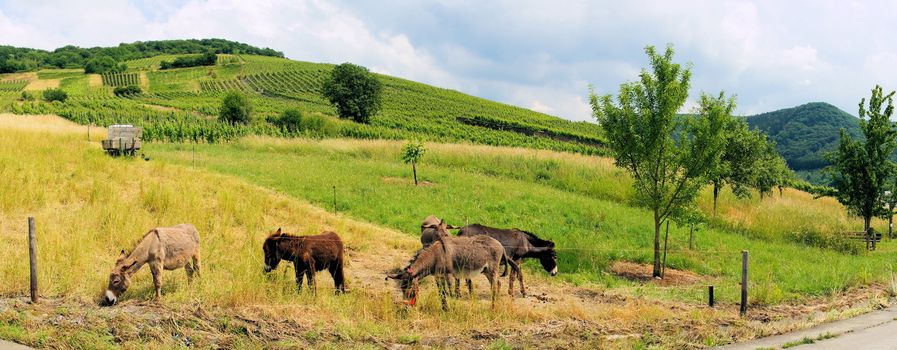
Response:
[501,253,519,277]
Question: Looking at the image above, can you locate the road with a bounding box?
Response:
[717,305,897,349]
[0,340,32,350]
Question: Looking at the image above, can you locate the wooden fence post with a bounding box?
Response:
[740,250,748,316]
[28,217,38,303]
[332,186,337,212]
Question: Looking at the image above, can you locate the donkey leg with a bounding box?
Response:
[517,259,526,297]
[306,269,316,295]
[150,261,163,302]
[329,261,346,294]
[293,261,305,292]
[438,276,449,311]
[484,269,497,308]
[466,279,473,297]
[508,267,516,296]
[191,250,201,278]
[185,261,195,283]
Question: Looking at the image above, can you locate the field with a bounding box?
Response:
[0,114,895,349]
[0,54,606,155]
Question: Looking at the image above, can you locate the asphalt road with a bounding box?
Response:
[717,305,897,349]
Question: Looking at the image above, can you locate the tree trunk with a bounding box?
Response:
[712,182,719,218]
[661,220,670,278]
[412,162,418,185]
[864,215,871,232]
[652,212,662,278]
[778,186,784,197]
[689,223,694,250]
[889,214,893,239]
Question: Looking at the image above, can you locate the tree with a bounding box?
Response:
[84,56,126,74]
[708,118,767,215]
[753,142,790,199]
[591,45,729,278]
[322,63,382,123]
[827,85,897,233]
[401,141,426,185]
[42,88,68,102]
[113,85,142,96]
[219,91,253,124]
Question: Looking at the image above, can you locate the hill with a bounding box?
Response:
[0,42,605,155]
[746,102,861,184]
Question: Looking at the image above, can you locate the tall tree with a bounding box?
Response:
[827,85,897,232]
[322,63,383,124]
[591,45,729,278]
[753,142,790,199]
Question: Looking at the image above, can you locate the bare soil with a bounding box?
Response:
[611,261,705,286]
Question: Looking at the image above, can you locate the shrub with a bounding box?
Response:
[42,88,68,102]
[113,85,142,96]
[20,90,35,101]
[160,52,218,70]
[276,108,304,132]
[219,91,253,124]
[84,56,126,74]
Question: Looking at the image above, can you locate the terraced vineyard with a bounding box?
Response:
[101,72,141,87]
[0,80,27,92]
[1,54,605,154]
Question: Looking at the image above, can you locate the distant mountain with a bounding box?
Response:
[745,102,861,184]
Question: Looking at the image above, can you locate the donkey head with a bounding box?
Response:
[386,268,419,304]
[262,228,284,273]
[102,250,136,306]
[533,244,558,276]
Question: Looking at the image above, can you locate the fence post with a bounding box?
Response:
[740,250,748,316]
[332,186,337,212]
[28,217,38,303]
[708,285,714,307]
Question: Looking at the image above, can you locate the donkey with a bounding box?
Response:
[388,221,517,310]
[102,224,201,306]
[457,224,557,297]
[419,215,459,247]
[263,228,346,293]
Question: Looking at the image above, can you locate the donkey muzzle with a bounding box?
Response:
[101,290,118,306]
[550,266,558,276]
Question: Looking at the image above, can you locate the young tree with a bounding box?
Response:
[591,45,729,278]
[401,141,426,185]
[322,63,382,123]
[219,91,253,124]
[42,88,68,102]
[827,85,897,232]
[276,108,304,133]
[753,142,790,199]
[708,118,767,215]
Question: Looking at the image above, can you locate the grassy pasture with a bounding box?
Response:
[148,137,897,304]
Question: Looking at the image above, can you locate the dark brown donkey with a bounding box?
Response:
[388,221,518,310]
[457,224,557,297]
[263,228,346,293]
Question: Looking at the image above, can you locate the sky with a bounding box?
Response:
[2,0,896,121]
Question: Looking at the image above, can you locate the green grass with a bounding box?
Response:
[148,138,897,304]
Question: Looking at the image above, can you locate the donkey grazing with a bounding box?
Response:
[458,224,557,297]
[263,228,346,293]
[102,224,201,306]
[419,215,459,247]
[388,221,517,310]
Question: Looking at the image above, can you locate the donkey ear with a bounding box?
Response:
[274,228,282,236]
[386,272,403,280]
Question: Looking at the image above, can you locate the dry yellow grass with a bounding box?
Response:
[87,74,102,87]
[0,72,36,82]
[23,79,60,91]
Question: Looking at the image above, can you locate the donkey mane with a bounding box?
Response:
[517,229,554,248]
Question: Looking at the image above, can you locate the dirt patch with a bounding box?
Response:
[611,261,704,286]
[143,104,179,112]
[139,71,149,89]
[382,176,435,186]
[24,79,60,91]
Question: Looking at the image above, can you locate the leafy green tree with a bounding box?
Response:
[753,142,790,199]
[591,45,729,278]
[42,88,68,102]
[219,91,253,125]
[322,63,382,123]
[84,56,126,74]
[401,141,427,185]
[826,85,897,232]
[708,118,767,215]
